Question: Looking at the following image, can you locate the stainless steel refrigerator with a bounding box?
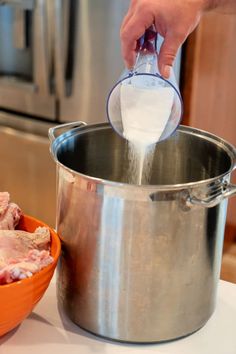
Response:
[0,0,181,226]
[0,0,130,122]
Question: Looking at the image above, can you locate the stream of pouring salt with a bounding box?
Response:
[120,84,174,185]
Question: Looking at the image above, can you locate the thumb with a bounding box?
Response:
[158,34,183,78]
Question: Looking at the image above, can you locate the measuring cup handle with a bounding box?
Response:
[48,121,87,142]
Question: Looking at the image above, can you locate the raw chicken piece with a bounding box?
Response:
[0,192,22,230]
[0,192,10,216]
[0,227,53,284]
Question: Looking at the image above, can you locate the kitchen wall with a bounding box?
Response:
[181,11,236,282]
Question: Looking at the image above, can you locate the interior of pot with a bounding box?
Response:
[56,124,233,185]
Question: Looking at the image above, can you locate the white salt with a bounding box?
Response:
[126,142,155,185]
[120,84,174,184]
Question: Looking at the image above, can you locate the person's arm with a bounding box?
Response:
[120,0,236,78]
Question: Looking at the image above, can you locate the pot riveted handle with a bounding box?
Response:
[48,121,87,142]
[187,183,236,208]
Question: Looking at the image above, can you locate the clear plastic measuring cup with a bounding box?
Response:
[106,28,183,144]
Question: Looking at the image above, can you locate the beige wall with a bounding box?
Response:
[182,11,236,234]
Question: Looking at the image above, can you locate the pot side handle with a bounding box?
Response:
[48,121,87,142]
[187,183,236,208]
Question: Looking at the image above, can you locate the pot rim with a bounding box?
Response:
[50,123,236,191]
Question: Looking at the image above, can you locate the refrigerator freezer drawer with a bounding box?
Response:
[0,81,55,119]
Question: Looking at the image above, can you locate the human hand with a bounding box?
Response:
[120,0,212,78]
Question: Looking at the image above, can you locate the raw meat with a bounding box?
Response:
[0,192,10,216]
[0,227,53,284]
[0,192,22,230]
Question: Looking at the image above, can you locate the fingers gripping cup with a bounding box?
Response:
[107,28,183,145]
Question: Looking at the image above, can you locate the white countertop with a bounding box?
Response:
[1,278,236,354]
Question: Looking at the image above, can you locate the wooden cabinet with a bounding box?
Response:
[181,11,236,246]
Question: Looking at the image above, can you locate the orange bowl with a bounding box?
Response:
[0,214,61,336]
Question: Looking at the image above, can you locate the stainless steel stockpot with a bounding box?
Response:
[49,122,236,343]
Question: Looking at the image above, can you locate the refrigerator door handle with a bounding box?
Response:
[33,0,52,96]
[13,7,27,49]
[54,0,70,98]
